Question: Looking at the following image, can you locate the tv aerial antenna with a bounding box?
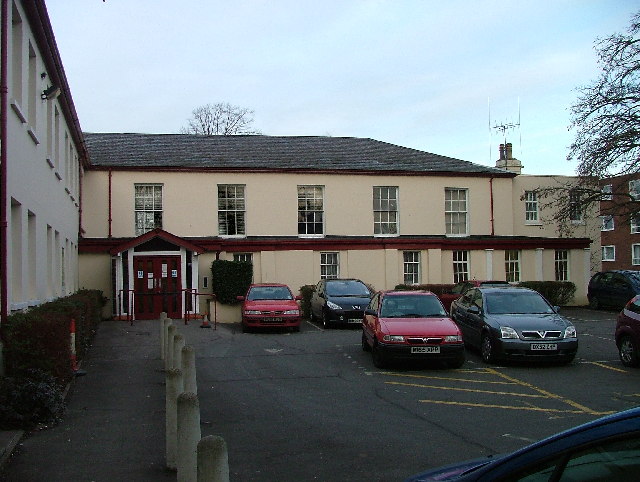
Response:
[488,98,521,160]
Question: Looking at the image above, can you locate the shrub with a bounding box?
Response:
[394,284,455,296]
[298,284,316,319]
[0,369,65,430]
[211,260,253,304]
[517,281,576,306]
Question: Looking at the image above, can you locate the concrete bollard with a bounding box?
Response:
[173,333,185,370]
[166,324,177,371]
[177,392,201,482]
[166,368,183,471]
[182,345,197,395]
[197,436,230,482]
[160,314,169,359]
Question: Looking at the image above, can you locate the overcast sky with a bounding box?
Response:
[47,1,638,175]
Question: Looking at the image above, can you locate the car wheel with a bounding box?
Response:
[322,311,332,329]
[619,335,640,367]
[589,296,600,310]
[481,333,496,364]
[362,330,371,352]
[372,342,386,368]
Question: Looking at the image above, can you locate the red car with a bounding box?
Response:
[439,280,509,312]
[237,284,302,333]
[362,290,465,369]
[616,295,640,367]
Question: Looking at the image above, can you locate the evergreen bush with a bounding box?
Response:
[211,260,253,304]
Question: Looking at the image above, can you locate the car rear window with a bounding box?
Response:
[485,291,554,314]
[247,286,293,301]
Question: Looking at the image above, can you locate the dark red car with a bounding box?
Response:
[237,284,302,333]
[362,290,465,369]
[616,295,640,367]
[439,280,509,312]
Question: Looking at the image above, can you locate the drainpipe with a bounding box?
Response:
[489,177,495,236]
[108,169,112,237]
[1,0,9,342]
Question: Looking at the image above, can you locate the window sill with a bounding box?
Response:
[298,234,325,239]
[10,100,27,123]
[525,222,542,226]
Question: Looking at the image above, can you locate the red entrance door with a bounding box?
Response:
[133,256,182,320]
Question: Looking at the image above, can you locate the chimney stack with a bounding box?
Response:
[495,142,523,174]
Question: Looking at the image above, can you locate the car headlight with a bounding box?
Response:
[500,326,519,339]
[444,335,462,343]
[283,309,300,315]
[326,301,341,310]
[564,326,577,338]
[383,335,405,342]
[244,310,261,315]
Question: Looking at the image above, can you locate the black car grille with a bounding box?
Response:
[521,330,563,340]
[259,310,285,316]
[406,337,443,345]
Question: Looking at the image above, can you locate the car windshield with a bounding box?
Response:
[380,295,446,318]
[485,291,554,314]
[247,286,293,301]
[325,280,370,297]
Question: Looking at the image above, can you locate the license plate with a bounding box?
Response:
[531,343,557,351]
[411,346,440,354]
[348,318,362,324]
[264,317,283,323]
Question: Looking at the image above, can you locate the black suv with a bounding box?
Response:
[310,279,372,328]
[588,270,640,310]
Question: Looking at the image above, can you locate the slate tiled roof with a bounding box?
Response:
[83,132,512,176]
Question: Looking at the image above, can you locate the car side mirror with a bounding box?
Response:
[295,295,302,301]
[236,295,245,301]
[468,305,481,315]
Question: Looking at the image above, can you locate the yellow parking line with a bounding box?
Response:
[382,372,519,386]
[417,399,613,415]
[485,368,602,415]
[386,380,547,398]
[586,361,628,373]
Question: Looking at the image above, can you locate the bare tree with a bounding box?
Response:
[529,11,640,231]
[180,102,261,135]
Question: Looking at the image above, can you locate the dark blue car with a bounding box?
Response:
[404,406,640,481]
[588,270,640,310]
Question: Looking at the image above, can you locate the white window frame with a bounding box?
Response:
[601,184,613,201]
[373,186,399,236]
[602,245,615,262]
[452,250,469,283]
[445,188,469,236]
[218,184,246,237]
[298,185,324,237]
[403,251,421,285]
[569,190,583,223]
[633,244,640,266]
[233,253,253,263]
[505,250,520,283]
[320,252,339,279]
[630,180,640,200]
[631,216,640,234]
[555,250,569,281]
[524,191,539,224]
[134,184,163,236]
[601,215,614,231]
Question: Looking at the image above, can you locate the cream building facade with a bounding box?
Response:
[0,1,86,334]
[78,134,598,321]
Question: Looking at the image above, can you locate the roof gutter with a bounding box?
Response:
[1,0,9,343]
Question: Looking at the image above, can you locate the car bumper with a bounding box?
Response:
[242,316,301,328]
[376,342,466,362]
[325,310,364,326]
[495,338,578,360]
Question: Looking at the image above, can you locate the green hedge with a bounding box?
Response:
[298,284,316,319]
[211,260,253,304]
[517,281,576,306]
[394,284,455,296]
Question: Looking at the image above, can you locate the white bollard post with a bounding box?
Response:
[173,333,185,370]
[160,313,168,359]
[166,324,176,371]
[182,345,197,395]
[166,368,183,471]
[197,436,230,482]
[177,392,201,482]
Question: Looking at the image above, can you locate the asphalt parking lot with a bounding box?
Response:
[180,305,640,481]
